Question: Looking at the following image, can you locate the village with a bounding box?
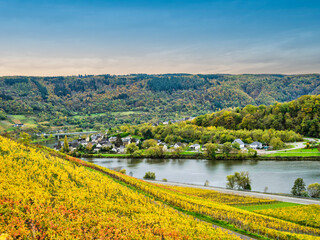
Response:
[53,131,266,156]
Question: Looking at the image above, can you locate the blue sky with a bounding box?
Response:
[0,0,319,75]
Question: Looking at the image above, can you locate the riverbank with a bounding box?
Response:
[77,152,320,160]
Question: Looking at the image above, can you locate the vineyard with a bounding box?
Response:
[0,136,238,239]
[155,185,276,206]
[256,205,320,229]
[1,136,320,239]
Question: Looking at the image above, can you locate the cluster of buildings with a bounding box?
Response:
[54,133,141,153]
[232,139,264,150]
[52,131,265,154]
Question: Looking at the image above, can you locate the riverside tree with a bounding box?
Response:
[226,171,251,190]
[291,178,306,196]
[126,143,138,155]
[204,143,218,159]
[307,183,320,198]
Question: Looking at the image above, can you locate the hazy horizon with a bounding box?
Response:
[1,0,319,76]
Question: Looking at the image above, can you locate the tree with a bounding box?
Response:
[86,142,94,152]
[234,172,251,190]
[145,146,164,158]
[222,142,232,155]
[57,139,62,150]
[63,135,69,152]
[115,134,123,147]
[248,148,257,157]
[291,178,306,196]
[204,143,218,159]
[173,147,183,155]
[307,183,320,198]
[226,175,236,189]
[126,143,138,155]
[226,172,251,190]
[19,132,31,145]
[143,129,153,139]
[232,142,240,150]
[269,137,284,150]
[142,139,157,149]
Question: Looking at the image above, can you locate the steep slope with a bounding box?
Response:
[0,136,237,239]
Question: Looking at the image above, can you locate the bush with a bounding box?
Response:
[162,178,167,182]
[143,171,156,180]
[132,150,143,158]
[145,146,164,158]
[126,143,138,155]
[119,169,126,174]
[307,183,320,198]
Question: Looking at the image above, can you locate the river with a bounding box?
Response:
[84,157,320,194]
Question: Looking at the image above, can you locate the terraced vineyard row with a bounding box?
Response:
[155,185,276,206]
[256,205,320,229]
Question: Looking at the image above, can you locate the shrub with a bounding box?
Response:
[144,171,156,180]
[119,169,126,174]
[307,183,320,198]
[132,150,143,158]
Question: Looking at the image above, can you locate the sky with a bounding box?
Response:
[0,0,319,76]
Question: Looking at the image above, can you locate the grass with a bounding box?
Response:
[99,153,130,157]
[236,202,300,211]
[266,152,320,157]
[110,111,144,116]
[180,151,200,155]
[280,148,319,153]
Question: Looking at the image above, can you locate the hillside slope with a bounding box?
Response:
[0,136,237,239]
[0,74,319,131]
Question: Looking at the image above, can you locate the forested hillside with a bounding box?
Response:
[0,74,319,132]
[193,95,320,137]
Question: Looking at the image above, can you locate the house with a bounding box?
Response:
[101,142,113,148]
[79,140,87,146]
[54,141,63,150]
[174,142,183,149]
[13,123,24,127]
[122,136,132,145]
[109,136,117,143]
[118,145,126,153]
[70,140,79,148]
[232,139,245,149]
[249,141,263,149]
[162,144,168,152]
[190,144,201,152]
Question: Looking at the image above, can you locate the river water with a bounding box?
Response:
[84,158,320,194]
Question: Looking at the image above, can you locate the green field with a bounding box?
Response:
[280,148,319,153]
[266,152,320,157]
[236,202,300,211]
